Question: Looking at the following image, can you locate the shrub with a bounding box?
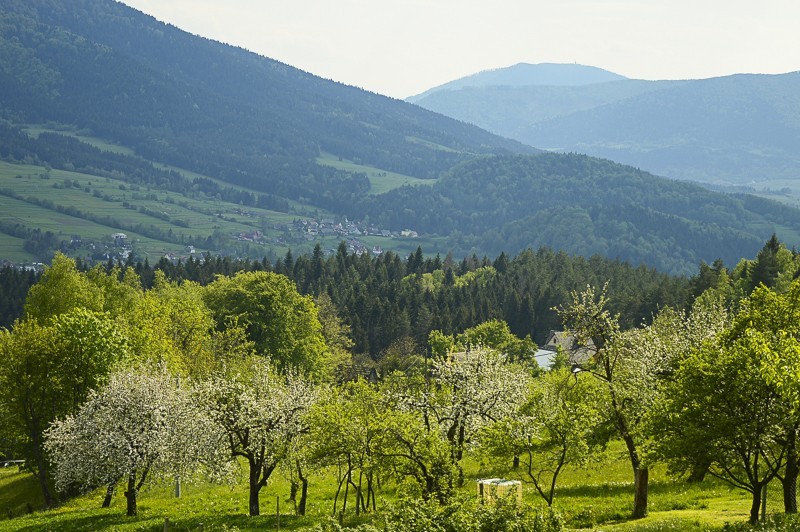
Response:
[382,495,563,532]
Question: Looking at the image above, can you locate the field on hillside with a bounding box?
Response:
[317,153,434,194]
[0,127,451,264]
[1,441,776,531]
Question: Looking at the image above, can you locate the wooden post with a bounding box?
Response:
[276,495,280,530]
[163,517,169,531]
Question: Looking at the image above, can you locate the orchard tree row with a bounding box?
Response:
[2,235,800,527]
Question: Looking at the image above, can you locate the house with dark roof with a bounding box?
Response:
[533,330,596,370]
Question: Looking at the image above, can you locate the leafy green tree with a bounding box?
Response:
[429,319,537,369]
[479,367,606,506]
[314,292,354,380]
[122,273,215,375]
[728,280,800,513]
[203,271,327,375]
[0,309,129,506]
[557,285,726,518]
[456,319,538,368]
[23,252,104,323]
[307,380,386,517]
[649,329,795,524]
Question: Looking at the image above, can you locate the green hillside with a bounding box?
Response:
[354,153,800,275]
[2,0,800,275]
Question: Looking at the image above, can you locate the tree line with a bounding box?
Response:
[1,236,800,527]
[0,244,690,355]
[2,236,800,527]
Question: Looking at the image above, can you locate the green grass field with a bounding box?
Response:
[0,440,772,531]
[0,132,437,263]
[316,153,434,194]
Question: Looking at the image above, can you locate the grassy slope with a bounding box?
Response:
[316,153,434,195]
[1,441,764,531]
[0,128,443,262]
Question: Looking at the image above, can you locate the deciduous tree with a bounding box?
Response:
[44,368,208,517]
[194,358,317,516]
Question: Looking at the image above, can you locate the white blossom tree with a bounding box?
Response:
[390,347,530,487]
[193,358,317,516]
[44,368,211,516]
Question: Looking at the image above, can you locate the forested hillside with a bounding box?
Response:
[0,0,531,186]
[355,153,800,275]
[411,67,800,185]
[2,0,800,276]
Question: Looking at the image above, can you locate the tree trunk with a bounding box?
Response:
[298,466,308,516]
[102,481,116,508]
[784,429,798,513]
[633,467,648,519]
[36,467,54,509]
[687,457,711,483]
[124,473,138,517]
[32,430,55,508]
[750,487,762,525]
[289,479,298,514]
[248,482,261,517]
[248,464,262,516]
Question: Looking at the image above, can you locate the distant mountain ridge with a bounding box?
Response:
[409,64,800,185]
[408,63,628,101]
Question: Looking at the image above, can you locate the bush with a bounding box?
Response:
[382,495,563,532]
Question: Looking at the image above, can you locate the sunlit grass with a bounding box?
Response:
[0,441,766,531]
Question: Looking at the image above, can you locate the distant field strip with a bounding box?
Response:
[317,153,434,194]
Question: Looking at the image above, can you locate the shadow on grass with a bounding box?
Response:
[554,479,723,529]
[0,472,44,521]
[9,508,322,532]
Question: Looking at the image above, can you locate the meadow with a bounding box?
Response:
[0,442,772,531]
[0,128,450,264]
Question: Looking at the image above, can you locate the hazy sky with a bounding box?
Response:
[121,1,800,99]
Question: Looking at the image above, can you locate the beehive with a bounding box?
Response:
[476,478,522,505]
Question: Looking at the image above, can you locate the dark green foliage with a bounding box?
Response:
[155,246,687,358]
[0,246,689,359]
[750,233,783,289]
[355,153,792,275]
[0,265,39,328]
[382,495,564,532]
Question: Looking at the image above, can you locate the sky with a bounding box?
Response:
[121,0,800,99]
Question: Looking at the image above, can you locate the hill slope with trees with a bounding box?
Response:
[1,1,800,276]
[354,153,800,275]
[410,66,800,185]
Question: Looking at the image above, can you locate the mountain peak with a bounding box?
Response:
[408,63,627,101]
